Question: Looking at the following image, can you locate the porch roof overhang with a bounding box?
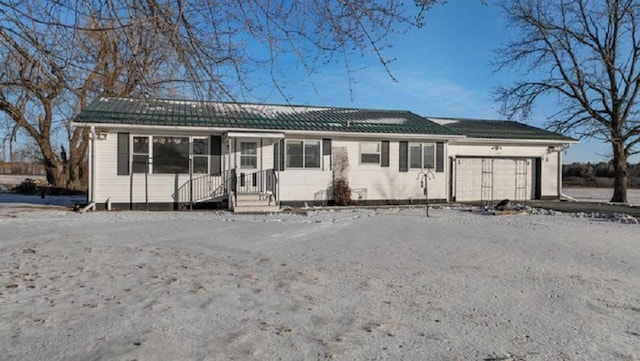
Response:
[226,131,284,139]
[72,122,466,141]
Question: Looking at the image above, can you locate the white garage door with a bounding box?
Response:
[454,158,534,202]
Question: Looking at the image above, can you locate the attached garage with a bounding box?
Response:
[452,157,539,203]
[428,117,577,203]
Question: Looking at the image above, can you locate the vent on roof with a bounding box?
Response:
[429,118,460,125]
[350,118,406,125]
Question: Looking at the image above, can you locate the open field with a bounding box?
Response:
[563,187,640,205]
[1,206,638,360]
[0,175,45,187]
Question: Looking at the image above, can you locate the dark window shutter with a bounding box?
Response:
[381,140,390,167]
[274,139,285,171]
[210,135,222,174]
[117,133,129,175]
[322,138,332,170]
[399,141,408,172]
[435,142,444,172]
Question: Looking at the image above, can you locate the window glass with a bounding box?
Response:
[192,138,209,173]
[360,142,380,153]
[193,157,208,173]
[286,141,303,168]
[423,144,435,169]
[360,142,381,164]
[286,140,322,168]
[153,136,189,173]
[133,136,149,154]
[193,138,209,155]
[304,141,321,168]
[132,136,149,173]
[132,155,149,173]
[240,142,257,168]
[409,144,422,169]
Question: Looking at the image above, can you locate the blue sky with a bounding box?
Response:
[253,1,622,164]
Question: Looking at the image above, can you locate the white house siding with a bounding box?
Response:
[278,137,448,203]
[92,133,451,206]
[448,142,561,201]
[92,130,229,207]
[91,130,562,207]
[277,136,333,203]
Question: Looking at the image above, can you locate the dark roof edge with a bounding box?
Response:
[92,95,418,116]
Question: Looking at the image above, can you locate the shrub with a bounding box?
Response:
[333,178,352,206]
[13,178,40,194]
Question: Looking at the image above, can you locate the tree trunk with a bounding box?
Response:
[42,152,86,190]
[610,140,628,203]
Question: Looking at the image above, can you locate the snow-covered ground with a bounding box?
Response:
[1,207,638,360]
[0,175,85,207]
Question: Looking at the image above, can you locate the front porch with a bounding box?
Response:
[174,168,279,213]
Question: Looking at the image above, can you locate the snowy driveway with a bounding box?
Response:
[1,208,639,360]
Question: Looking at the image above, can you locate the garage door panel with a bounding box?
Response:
[455,157,534,202]
[455,158,482,201]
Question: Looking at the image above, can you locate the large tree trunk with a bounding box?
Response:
[43,157,85,190]
[610,140,628,203]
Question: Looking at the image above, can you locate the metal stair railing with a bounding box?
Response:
[174,171,231,209]
[233,168,277,199]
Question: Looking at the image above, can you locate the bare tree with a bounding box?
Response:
[1,1,179,188]
[0,0,444,190]
[495,0,640,203]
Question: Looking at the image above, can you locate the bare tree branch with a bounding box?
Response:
[1,0,445,189]
[495,0,640,202]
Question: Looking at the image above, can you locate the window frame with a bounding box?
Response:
[152,136,190,174]
[359,141,381,165]
[409,142,436,170]
[132,136,150,174]
[192,137,210,174]
[239,141,258,169]
[129,135,212,175]
[285,140,321,169]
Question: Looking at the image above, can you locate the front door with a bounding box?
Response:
[236,139,261,193]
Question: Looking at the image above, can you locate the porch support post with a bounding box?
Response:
[277,139,281,205]
[228,135,234,210]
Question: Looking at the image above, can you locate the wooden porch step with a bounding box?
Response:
[233,205,281,214]
[236,192,274,201]
[235,193,275,206]
[233,192,279,213]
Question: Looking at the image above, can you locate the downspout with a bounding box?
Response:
[277,139,281,206]
[228,135,234,210]
[85,126,97,212]
[556,143,573,200]
[557,145,563,199]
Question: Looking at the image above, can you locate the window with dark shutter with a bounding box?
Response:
[117,133,130,175]
[436,142,444,173]
[359,142,381,164]
[399,141,408,172]
[381,140,389,167]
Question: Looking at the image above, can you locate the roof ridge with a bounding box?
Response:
[96,96,416,115]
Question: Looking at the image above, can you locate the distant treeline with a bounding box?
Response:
[563,162,640,188]
[0,161,46,175]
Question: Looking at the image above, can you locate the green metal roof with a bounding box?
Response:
[75,97,461,136]
[428,117,576,142]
